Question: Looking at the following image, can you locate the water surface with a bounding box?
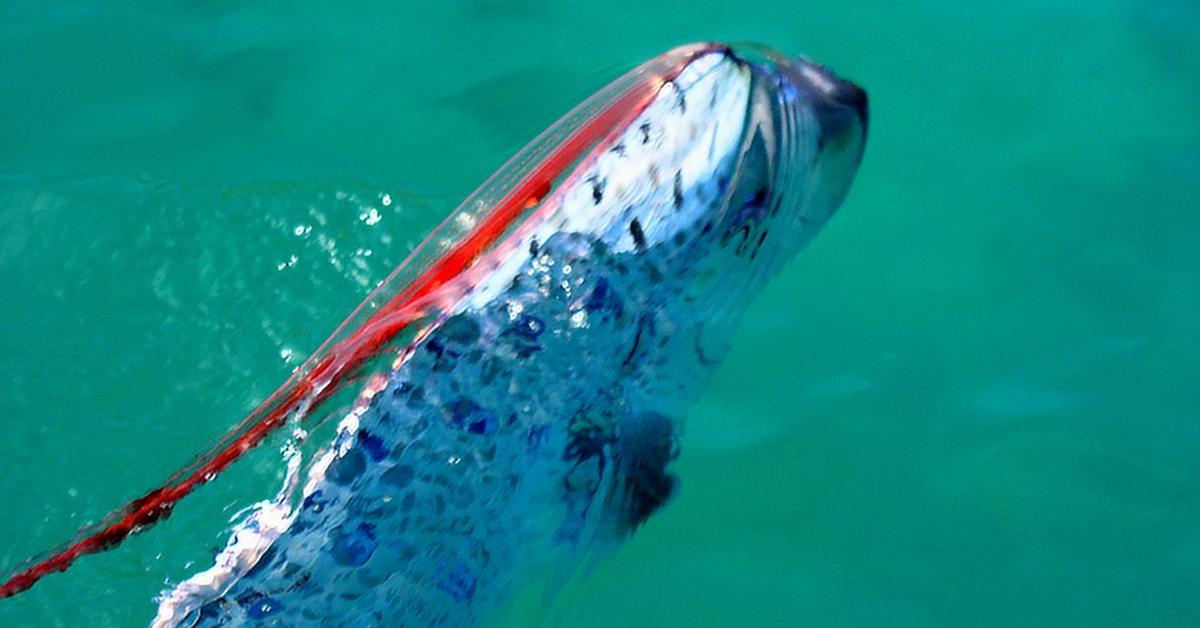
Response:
[1,1,1197,626]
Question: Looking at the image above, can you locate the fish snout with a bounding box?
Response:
[802,60,867,127]
[739,48,868,259]
[787,57,869,147]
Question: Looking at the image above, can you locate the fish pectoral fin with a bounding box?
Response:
[611,411,679,533]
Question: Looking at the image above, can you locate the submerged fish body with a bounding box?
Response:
[0,43,867,625]
[166,44,867,626]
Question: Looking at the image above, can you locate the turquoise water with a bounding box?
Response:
[1,1,1198,626]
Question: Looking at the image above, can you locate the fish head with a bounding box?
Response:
[563,44,868,320]
[563,44,867,273]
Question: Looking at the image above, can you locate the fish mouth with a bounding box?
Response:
[727,43,868,152]
[788,56,869,134]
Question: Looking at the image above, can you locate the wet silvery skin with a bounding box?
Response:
[155,45,868,626]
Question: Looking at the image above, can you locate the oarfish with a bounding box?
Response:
[0,42,867,626]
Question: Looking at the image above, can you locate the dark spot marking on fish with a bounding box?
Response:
[629,218,646,250]
[583,276,620,315]
[693,323,720,366]
[565,405,614,464]
[327,448,366,486]
[439,313,481,345]
[479,356,505,386]
[749,230,769,260]
[529,237,539,256]
[445,397,498,436]
[733,224,754,255]
[639,122,651,144]
[648,164,661,187]
[753,186,768,207]
[425,337,462,373]
[590,176,605,205]
[610,142,626,157]
[286,571,313,594]
[527,424,550,458]
[623,313,653,369]
[671,82,687,112]
[643,257,663,284]
[404,385,426,409]
[303,490,331,514]
[716,173,731,194]
[672,171,683,210]
[723,183,771,251]
[435,558,478,602]
[515,313,545,337]
[357,430,388,462]
[499,314,545,358]
[382,464,415,487]
[330,523,377,567]
[193,601,224,622]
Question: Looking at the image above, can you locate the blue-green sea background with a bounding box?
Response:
[1,1,1198,626]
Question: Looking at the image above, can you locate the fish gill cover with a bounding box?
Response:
[0,42,867,625]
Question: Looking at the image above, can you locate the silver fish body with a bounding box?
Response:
[155,44,867,627]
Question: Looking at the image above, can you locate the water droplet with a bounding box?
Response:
[360,208,382,226]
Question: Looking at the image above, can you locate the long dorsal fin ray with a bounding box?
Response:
[0,43,723,599]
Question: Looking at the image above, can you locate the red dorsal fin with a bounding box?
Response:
[0,42,721,599]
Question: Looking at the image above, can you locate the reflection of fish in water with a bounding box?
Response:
[0,42,868,625]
